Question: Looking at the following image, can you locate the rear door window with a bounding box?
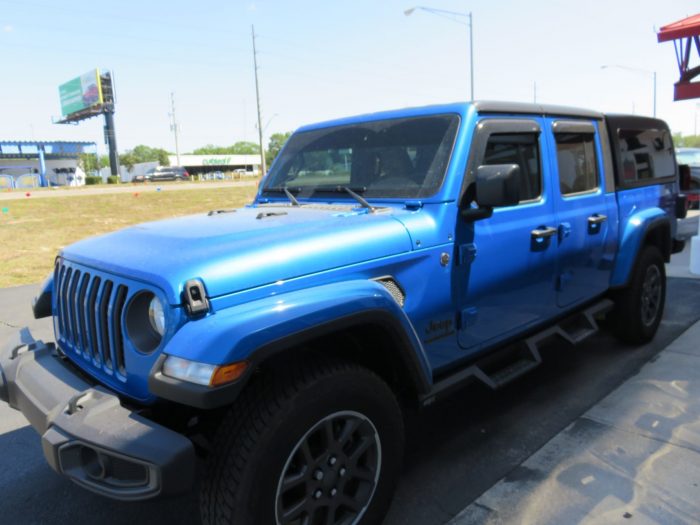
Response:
[555,133,599,195]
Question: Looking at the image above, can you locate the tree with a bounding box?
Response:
[673,133,700,148]
[119,152,136,172]
[129,145,170,166]
[231,141,259,155]
[192,142,260,155]
[266,132,292,167]
[118,145,171,172]
[78,153,109,174]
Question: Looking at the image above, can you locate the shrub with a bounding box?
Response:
[85,176,102,185]
[107,176,119,184]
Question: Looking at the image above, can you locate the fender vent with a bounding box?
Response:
[375,277,405,307]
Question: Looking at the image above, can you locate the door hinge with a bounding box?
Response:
[458,243,477,265]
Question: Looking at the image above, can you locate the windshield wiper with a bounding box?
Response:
[340,186,375,213]
[264,186,300,206]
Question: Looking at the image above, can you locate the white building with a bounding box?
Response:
[168,154,262,176]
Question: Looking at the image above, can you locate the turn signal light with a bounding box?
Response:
[210,362,249,387]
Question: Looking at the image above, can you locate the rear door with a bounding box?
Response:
[547,120,612,307]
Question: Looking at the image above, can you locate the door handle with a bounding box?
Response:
[531,226,558,239]
[588,214,607,225]
[588,214,607,235]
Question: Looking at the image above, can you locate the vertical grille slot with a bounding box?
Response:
[112,285,128,374]
[55,264,66,337]
[69,270,81,351]
[61,267,74,343]
[87,276,101,362]
[77,273,91,356]
[99,280,114,369]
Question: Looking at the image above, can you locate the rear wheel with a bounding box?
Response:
[200,359,404,525]
[610,245,666,344]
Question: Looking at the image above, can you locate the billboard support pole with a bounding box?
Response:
[104,108,120,179]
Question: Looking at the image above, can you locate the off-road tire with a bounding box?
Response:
[200,358,404,525]
[611,245,666,344]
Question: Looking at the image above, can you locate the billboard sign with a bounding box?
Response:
[59,69,103,117]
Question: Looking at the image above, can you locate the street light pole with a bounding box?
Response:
[601,65,657,118]
[405,6,474,100]
[468,11,474,101]
[251,25,267,177]
[653,70,657,119]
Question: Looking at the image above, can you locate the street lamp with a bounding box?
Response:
[601,65,657,118]
[404,6,474,100]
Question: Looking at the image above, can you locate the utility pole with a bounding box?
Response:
[170,92,181,166]
[468,11,474,101]
[252,25,267,177]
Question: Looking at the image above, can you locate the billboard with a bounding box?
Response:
[59,69,103,117]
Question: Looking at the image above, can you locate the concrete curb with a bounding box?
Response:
[448,321,700,524]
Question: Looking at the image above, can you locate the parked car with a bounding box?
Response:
[675,148,700,208]
[1,101,687,525]
[133,166,189,182]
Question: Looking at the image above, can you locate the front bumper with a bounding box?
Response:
[0,329,195,501]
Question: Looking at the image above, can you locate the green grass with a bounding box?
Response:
[0,185,257,287]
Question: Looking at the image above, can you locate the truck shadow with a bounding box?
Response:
[384,277,700,525]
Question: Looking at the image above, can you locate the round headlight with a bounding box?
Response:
[148,296,166,336]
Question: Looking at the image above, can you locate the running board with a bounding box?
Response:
[422,299,613,405]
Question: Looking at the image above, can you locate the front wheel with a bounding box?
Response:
[610,245,666,344]
[200,359,404,525]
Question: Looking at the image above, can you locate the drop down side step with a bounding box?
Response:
[423,299,614,405]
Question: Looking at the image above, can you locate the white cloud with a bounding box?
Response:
[2,25,13,33]
[247,3,256,12]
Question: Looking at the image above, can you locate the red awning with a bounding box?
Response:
[658,13,700,42]
[657,13,700,100]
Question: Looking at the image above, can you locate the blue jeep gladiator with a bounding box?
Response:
[0,101,687,525]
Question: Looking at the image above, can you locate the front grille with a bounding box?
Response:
[54,260,129,379]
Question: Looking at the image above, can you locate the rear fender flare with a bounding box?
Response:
[610,208,670,287]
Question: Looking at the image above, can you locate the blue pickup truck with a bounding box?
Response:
[0,101,687,525]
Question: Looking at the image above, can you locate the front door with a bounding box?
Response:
[456,118,559,352]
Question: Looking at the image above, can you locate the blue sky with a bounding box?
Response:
[1,0,699,156]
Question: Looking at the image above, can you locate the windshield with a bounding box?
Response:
[262,114,460,199]
[677,149,700,166]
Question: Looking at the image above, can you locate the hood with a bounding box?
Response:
[62,205,413,304]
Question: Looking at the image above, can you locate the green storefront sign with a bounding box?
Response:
[202,157,232,165]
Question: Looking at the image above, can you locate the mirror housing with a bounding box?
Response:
[475,164,520,208]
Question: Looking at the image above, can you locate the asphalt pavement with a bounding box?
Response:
[1,251,699,524]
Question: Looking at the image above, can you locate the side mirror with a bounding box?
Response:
[475,164,520,208]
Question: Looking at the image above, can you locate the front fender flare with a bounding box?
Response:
[150,280,432,408]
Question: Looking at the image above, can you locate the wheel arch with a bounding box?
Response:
[610,210,671,288]
[151,280,433,409]
[250,310,433,403]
